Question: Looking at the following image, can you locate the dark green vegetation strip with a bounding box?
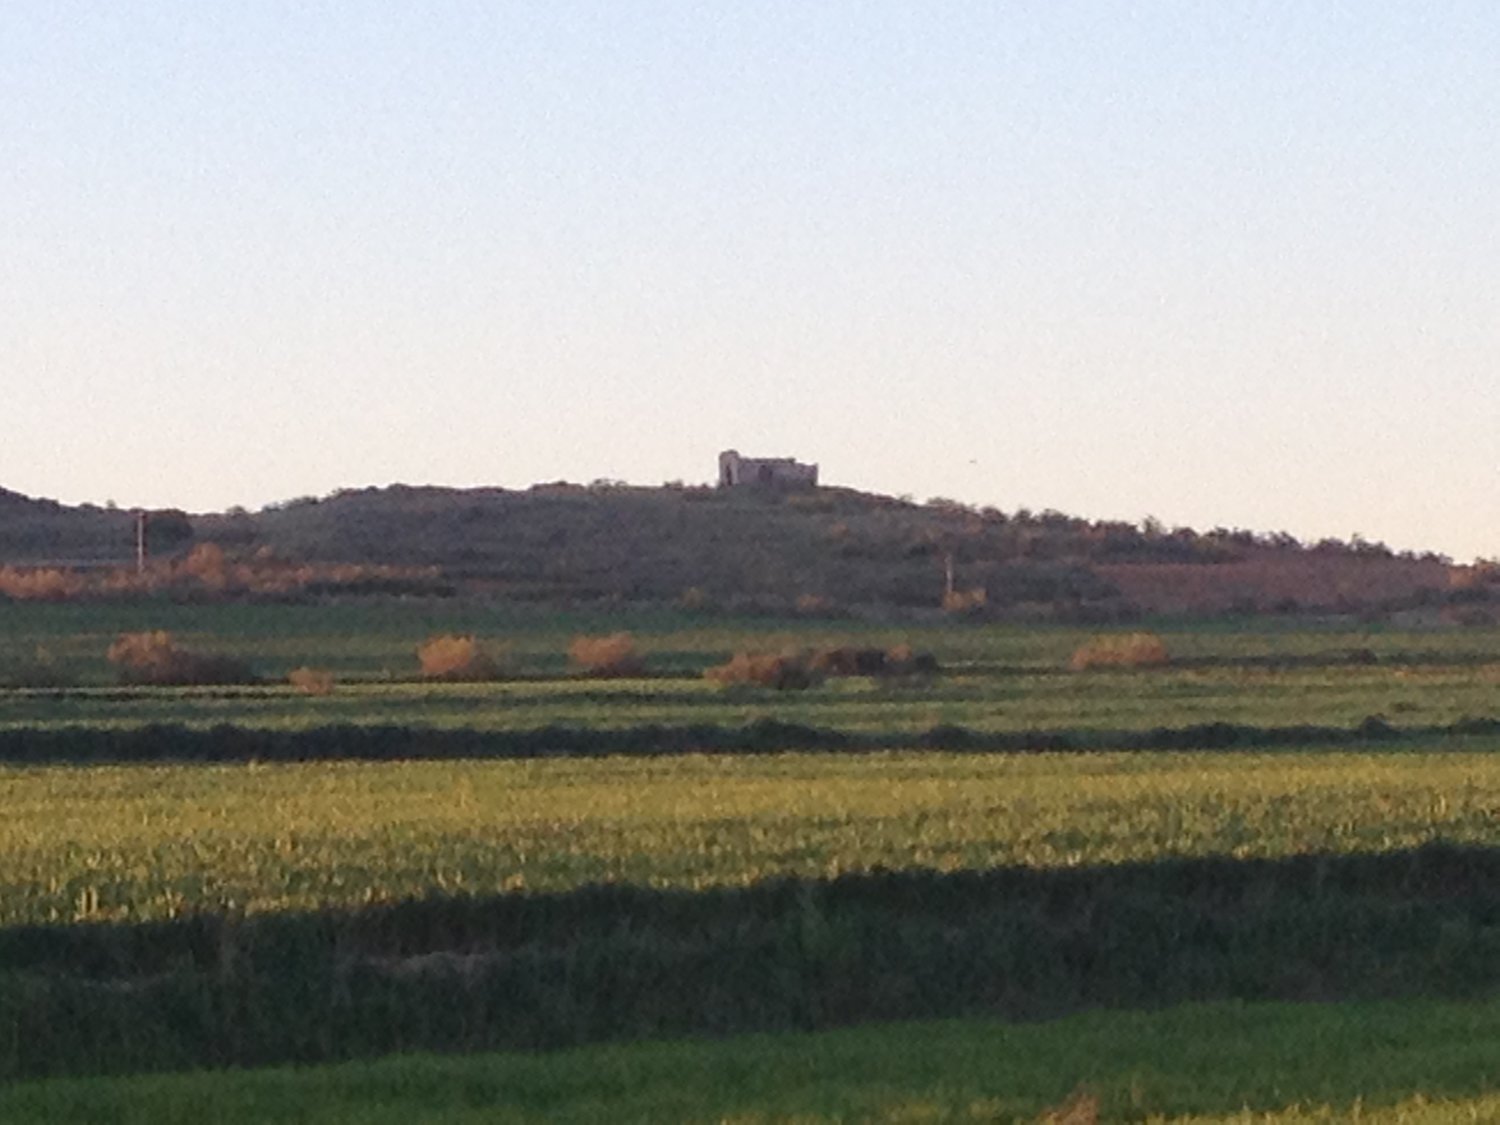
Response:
[6,845,1500,1081]
[7,997,1500,1123]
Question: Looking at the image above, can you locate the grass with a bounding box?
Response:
[5,996,1500,1122]
[9,748,1500,1079]
[5,598,1500,681]
[5,749,1500,925]
[5,603,1500,742]
[7,605,1500,1090]
[8,661,1500,739]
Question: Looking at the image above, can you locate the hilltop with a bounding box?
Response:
[0,481,1478,620]
[0,488,140,566]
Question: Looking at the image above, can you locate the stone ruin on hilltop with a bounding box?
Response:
[717,449,819,489]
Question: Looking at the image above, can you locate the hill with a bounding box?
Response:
[223,483,1463,620]
[0,488,139,566]
[0,482,1477,619]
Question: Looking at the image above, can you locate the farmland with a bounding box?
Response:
[10,997,1500,1123]
[5,600,1500,1116]
[5,751,1500,926]
[5,601,1500,742]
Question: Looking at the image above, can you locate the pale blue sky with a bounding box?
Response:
[4,3,1497,557]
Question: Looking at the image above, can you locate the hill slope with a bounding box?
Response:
[0,482,1466,617]
[238,484,1112,608]
[232,484,1456,617]
[0,489,138,566]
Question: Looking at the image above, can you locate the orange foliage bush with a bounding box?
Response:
[106,631,256,686]
[1068,632,1170,671]
[0,552,446,603]
[416,634,502,681]
[0,567,82,601]
[705,651,822,691]
[178,543,229,591]
[287,666,336,695]
[941,586,988,614]
[568,633,645,677]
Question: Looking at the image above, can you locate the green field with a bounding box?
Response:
[4,749,1500,925]
[9,997,1500,1123]
[5,596,1500,677]
[6,664,1500,738]
[3,602,1500,743]
[5,602,1500,1116]
[5,750,1500,1087]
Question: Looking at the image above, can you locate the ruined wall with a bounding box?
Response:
[718,450,819,488]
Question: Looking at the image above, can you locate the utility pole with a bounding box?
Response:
[944,551,955,600]
[135,510,147,574]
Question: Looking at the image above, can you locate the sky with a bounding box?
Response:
[3,3,1497,558]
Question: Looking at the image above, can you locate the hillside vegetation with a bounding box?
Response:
[0,487,143,565]
[0,481,1481,618]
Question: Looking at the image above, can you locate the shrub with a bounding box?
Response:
[883,643,940,677]
[0,567,81,601]
[941,586,988,614]
[808,646,887,677]
[287,666,335,696]
[1068,632,1170,671]
[806,645,939,680]
[568,633,645,678]
[705,651,823,691]
[179,543,230,590]
[106,631,256,686]
[416,634,502,682]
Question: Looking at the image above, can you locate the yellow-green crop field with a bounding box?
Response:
[3,749,1500,926]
